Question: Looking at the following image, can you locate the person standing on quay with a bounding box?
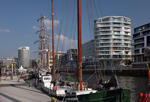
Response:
[5,70,9,80]
[17,70,23,82]
[0,68,1,81]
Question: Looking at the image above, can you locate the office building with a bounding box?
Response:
[133,23,150,62]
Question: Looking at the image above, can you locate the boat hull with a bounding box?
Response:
[53,88,130,102]
[77,88,130,102]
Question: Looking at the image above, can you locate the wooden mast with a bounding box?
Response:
[77,0,82,91]
[47,35,50,70]
[51,0,55,81]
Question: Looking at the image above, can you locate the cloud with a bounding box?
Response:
[0,29,10,33]
[32,19,59,31]
[32,26,39,31]
[44,19,59,30]
[55,34,77,50]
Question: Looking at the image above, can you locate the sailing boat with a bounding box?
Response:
[38,0,131,102]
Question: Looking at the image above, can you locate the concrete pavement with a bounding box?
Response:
[0,76,52,102]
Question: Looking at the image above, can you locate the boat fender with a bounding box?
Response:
[51,97,57,101]
[37,80,41,83]
[53,86,57,91]
[84,82,88,90]
[96,83,99,88]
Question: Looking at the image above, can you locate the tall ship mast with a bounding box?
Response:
[38,16,46,68]
[35,15,50,70]
[51,0,55,81]
[77,0,82,91]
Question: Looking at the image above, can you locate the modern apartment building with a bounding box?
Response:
[133,23,150,63]
[94,16,132,66]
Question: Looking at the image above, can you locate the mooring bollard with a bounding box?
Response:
[139,93,144,102]
[145,93,149,102]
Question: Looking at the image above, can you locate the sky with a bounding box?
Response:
[0,0,150,58]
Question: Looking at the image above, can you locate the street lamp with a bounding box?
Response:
[10,63,14,80]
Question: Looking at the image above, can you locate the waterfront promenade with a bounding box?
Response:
[0,76,51,102]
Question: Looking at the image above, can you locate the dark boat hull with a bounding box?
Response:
[54,88,130,102]
[78,88,130,102]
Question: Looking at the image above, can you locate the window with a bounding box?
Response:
[112,17,122,22]
[135,44,144,48]
[147,36,150,46]
[102,18,110,22]
[135,49,139,54]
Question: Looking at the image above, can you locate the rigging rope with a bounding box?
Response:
[56,0,66,71]
[97,0,103,17]
[61,0,72,52]
[93,0,99,18]
[69,0,76,49]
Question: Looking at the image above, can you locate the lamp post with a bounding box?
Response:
[11,64,14,80]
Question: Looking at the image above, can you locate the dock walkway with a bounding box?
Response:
[0,76,51,102]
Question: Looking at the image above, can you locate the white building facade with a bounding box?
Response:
[94,16,132,67]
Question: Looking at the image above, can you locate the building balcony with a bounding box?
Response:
[122,41,131,43]
[112,52,122,55]
[98,53,110,55]
[95,24,111,27]
[112,24,122,27]
[134,47,144,50]
[113,28,122,31]
[96,49,110,51]
[112,36,122,39]
[123,37,131,39]
[98,21,111,23]
[95,33,112,35]
[112,45,124,47]
[97,29,112,31]
[100,37,112,39]
[123,22,131,25]
[99,41,112,43]
[133,36,144,40]
[134,27,150,33]
[112,41,122,43]
[98,45,111,47]
[112,20,123,22]
[124,29,131,32]
[134,41,144,45]
[123,26,131,29]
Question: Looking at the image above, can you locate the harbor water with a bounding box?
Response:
[83,74,150,102]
